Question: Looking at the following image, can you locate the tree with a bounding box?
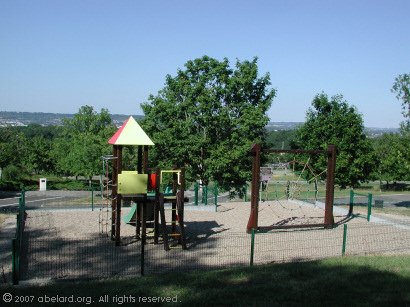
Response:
[373,133,410,187]
[0,128,27,181]
[391,73,410,133]
[61,105,112,136]
[25,135,54,174]
[12,124,60,140]
[141,56,275,186]
[53,106,115,178]
[295,93,377,188]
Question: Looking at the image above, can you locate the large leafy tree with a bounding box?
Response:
[0,128,21,170]
[61,105,112,136]
[0,128,27,180]
[295,93,377,188]
[25,135,54,174]
[141,56,275,186]
[373,133,410,186]
[391,73,410,133]
[53,106,115,178]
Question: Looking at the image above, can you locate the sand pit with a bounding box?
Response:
[19,201,410,280]
[24,201,348,238]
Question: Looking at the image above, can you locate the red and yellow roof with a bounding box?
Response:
[108,116,154,146]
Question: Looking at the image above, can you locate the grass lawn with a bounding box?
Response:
[251,181,409,204]
[338,204,410,218]
[1,254,409,306]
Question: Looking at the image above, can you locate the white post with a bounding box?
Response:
[39,178,47,191]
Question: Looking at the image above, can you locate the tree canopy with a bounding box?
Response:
[61,105,112,136]
[391,73,410,133]
[295,93,377,188]
[53,106,115,178]
[141,56,275,185]
[373,133,410,184]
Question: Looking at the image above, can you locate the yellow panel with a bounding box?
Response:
[160,170,181,184]
[118,173,148,195]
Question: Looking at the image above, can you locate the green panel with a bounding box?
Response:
[118,173,148,195]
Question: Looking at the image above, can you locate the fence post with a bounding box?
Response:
[250,229,255,266]
[21,186,25,205]
[203,186,208,206]
[214,183,218,211]
[141,235,145,276]
[348,190,354,216]
[342,224,347,256]
[194,183,199,206]
[91,184,94,211]
[367,193,373,222]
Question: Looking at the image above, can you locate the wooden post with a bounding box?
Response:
[172,165,178,234]
[178,167,187,249]
[159,193,170,251]
[143,145,149,174]
[136,201,141,237]
[136,145,143,239]
[246,143,261,233]
[137,145,143,174]
[111,146,118,239]
[115,145,123,246]
[324,145,336,227]
[154,167,161,244]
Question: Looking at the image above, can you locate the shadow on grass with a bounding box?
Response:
[2,255,409,306]
[394,201,410,208]
[380,183,410,192]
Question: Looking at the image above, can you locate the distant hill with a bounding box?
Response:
[266,122,302,130]
[0,111,399,135]
[0,111,144,127]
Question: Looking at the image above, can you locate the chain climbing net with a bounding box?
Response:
[261,157,327,211]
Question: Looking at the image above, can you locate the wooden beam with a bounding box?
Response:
[115,145,123,246]
[246,142,261,233]
[324,145,336,227]
[262,148,331,154]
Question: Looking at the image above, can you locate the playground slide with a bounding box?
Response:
[124,203,137,223]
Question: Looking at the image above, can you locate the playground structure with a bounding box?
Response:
[246,143,337,233]
[100,116,187,250]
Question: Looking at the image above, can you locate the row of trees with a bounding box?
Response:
[1,56,409,189]
[0,106,116,182]
[266,93,409,188]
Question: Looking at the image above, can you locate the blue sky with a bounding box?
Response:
[1,0,409,128]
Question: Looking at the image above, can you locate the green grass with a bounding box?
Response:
[1,254,409,306]
[256,181,409,202]
[338,205,410,217]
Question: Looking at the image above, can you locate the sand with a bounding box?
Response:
[7,201,410,281]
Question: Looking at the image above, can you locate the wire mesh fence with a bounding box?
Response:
[253,227,344,264]
[20,187,101,211]
[20,235,141,281]
[18,220,410,282]
[144,232,251,275]
[11,188,26,284]
[343,221,410,256]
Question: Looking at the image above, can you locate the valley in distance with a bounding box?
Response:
[0,111,399,137]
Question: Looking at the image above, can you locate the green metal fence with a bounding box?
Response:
[349,190,373,221]
[11,187,26,285]
[193,183,219,211]
[16,220,410,282]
